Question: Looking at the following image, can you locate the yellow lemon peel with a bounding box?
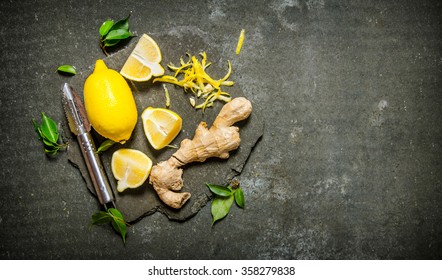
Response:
[236,29,245,55]
[153,52,234,111]
[84,59,137,143]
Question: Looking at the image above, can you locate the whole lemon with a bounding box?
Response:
[84,59,137,143]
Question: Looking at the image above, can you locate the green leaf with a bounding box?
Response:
[33,113,66,156]
[108,208,127,243]
[109,14,130,32]
[97,139,116,154]
[32,119,43,141]
[56,65,76,75]
[91,211,113,225]
[108,208,125,223]
[103,39,122,47]
[207,183,233,197]
[111,220,127,243]
[40,112,59,143]
[105,29,131,41]
[45,147,59,156]
[99,20,114,37]
[90,208,128,243]
[42,137,56,147]
[99,14,131,56]
[234,187,245,208]
[211,195,234,225]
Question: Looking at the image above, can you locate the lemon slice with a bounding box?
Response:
[120,34,165,82]
[141,107,182,150]
[111,148,153,192]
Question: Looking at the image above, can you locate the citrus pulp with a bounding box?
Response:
[111,148,153,192]
[141,107,182,150]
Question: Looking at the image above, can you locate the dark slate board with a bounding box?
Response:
[66,32,263,223]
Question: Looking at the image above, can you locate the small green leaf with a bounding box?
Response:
[99,14,132,56]
[42,137,56,147]
[45,147,58,156]
[91,211,112,225]
[109,14,130,32]
[32,119,40,131]
[40,112,59,143]
[90,208,128,243]
[108,208,127,243]
[99,20,114,37]
[234,187,245,208]
[56,65,76,75]
[33,113,66,156]
[32,119,43,141]
[207,183,233,197]
[108,208,125,223]
[105,29,131,41]
[103,39,122,47]
[111,220,127,243]
[211,195,234,225]
[97,139,116,154]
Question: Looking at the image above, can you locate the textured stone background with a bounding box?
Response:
[0,0,441,259]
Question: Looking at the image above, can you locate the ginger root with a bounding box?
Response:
[149,97,252,209]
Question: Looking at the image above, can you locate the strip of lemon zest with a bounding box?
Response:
[163,84,170,108]
[236,29,245,55]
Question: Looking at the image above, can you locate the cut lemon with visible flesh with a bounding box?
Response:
[111,148,153,192]
[141,107,182,150]
[120,34,165,82]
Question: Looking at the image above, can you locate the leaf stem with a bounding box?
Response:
[100,42,109,56]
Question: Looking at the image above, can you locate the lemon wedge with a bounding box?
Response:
[120,34,165,82]
[111,148,153,192]
[141,107,182,150]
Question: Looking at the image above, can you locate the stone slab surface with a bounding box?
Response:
[67,38,263,222]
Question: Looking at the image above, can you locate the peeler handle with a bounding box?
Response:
[77,132,114,205]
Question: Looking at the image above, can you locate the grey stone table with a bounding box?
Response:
[0,0,441,259]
